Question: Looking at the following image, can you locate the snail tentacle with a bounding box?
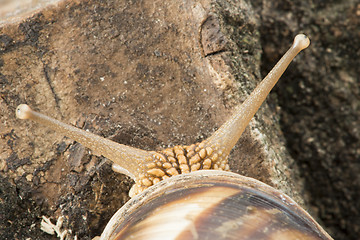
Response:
[15,104,149,181]
[205,34,310,159]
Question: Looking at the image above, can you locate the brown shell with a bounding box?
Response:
[100,170,332,240]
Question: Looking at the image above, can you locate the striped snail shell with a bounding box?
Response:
[15,34,333,239]
[102,171,331,240]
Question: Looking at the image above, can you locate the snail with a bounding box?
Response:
[15,34,333,240]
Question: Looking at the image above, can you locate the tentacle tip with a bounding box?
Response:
[293,34,310,51]
[16,104,32,119]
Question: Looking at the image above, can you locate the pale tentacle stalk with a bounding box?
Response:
[16,34,310,196]
[204,34,310,159]
[15,104,150,180]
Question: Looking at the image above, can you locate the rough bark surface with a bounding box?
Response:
[0,0,358,239]
[255,1,360,239]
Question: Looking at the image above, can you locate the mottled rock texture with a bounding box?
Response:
[0,0,358,239]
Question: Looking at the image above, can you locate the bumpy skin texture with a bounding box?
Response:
[135,142,229,195]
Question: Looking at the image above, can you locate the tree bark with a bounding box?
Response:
[0,0,358,239]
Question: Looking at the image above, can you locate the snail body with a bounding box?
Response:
[15,34,333,239]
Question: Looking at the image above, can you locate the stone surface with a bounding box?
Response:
[0,0,358,239]
[255,1,360,239]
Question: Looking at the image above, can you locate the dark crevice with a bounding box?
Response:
[42,62,61,111]
[204,49,228,57]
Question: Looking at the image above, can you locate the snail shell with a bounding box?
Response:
[101,170,331,240]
